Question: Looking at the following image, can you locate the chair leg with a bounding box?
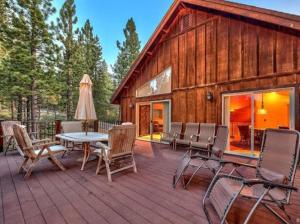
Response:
[262,203,291,224]
[4,137,13,156]
[244,188,269,224]
[132,155,137,173]
[96,155,103,175]
[24,159,38,178]
[105,159,112,182]
[19,157,29,173]
[184,163,204,189]
[48,154,66,171]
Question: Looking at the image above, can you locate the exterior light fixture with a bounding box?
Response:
[129,102,135,109]
[206,91,213,101]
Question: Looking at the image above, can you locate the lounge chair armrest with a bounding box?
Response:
[244,179,298,191]
[174,132,182,138]
[190,134,199,141]
[208,136,216,144]
[220,160,257,169]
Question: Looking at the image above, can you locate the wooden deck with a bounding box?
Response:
[0,140,299,224]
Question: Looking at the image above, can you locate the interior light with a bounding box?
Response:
[257,93,267,115]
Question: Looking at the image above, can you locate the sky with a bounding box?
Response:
[52,0,300,72]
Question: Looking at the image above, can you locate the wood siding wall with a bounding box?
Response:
[119,7,300,129]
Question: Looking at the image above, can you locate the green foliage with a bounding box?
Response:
[0,0,125,122]
[113,17,141,85]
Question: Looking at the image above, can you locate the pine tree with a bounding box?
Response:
[113,17,140,85]
[7,0,56,130]
[76,20,115,120]
[56,0,78,120]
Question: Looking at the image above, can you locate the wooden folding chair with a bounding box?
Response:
[94,124,137,182]
[13,124,67,178]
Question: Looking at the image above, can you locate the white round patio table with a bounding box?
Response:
[55,132,108,171]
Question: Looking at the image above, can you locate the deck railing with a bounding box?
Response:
[0,119,121,151]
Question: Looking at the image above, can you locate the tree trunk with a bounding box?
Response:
[66,65,73,120]
[10,100,15,120]
[31,80,38,133]
[17,95,22,121]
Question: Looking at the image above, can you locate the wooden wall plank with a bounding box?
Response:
[205,20,217,84]
[276,31,294,73]
[196,25,206,85]
[186,89,196,122]
[178,34,187,87]
[170,37,179,89]
[229,19,242,80]
[196,88,206,122]
[157,44,164,73]
[243,22,258,78]
[258,27,274,76]
[187,30,196,86]
[164,39,171,70]
[217,17,229,82]
[297,37,300,70]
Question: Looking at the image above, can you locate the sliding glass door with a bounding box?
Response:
[223,88,295,157]
[137,100,171,141]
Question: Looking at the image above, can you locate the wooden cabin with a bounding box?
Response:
[111,0,300,157]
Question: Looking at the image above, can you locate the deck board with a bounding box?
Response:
[0,140,299,224]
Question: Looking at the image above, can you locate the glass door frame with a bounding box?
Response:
[222,87,296,158]
[136,99,172,141]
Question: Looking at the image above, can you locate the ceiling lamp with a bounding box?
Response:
[258,93,267,115]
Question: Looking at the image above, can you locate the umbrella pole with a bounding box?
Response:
[85,120,88,135]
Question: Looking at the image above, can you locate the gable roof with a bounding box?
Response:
[111,0,300,104]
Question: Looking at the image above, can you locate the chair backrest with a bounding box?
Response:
[183,123,199,140]
[198,123,216,143]
[210,126,229,159]
[238,125,250,140]
[61,121,83,133]
[12,124,35,158]
[257,129,300,202]
[169,122,182,135]
[108,124,136,157]
[1,120,21,138]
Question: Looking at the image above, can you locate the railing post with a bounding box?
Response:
[55,120,62,139]
[0,119,4,152]
[94,120,99,132]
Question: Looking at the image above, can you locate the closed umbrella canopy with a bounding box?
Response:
[74,74,97,121]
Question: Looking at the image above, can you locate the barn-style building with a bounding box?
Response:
[111,0,300,157]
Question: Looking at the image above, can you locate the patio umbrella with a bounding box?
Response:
[74,74,97,134]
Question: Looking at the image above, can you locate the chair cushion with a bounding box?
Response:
[34,145,66,156]
[176,139,190,146]
[190,141,210,149]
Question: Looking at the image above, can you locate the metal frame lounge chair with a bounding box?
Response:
[190,123,216,155]
[13,124,66,178]
[94,124,137,182]
[203,128,300,224]
[173,126,228,189]
[160,122,183,150]
[174,123,199,151]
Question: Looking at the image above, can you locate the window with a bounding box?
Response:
[136,67,171,98]
[222,88,295,157]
